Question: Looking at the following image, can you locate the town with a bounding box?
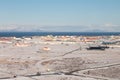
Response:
[0,35,120,80]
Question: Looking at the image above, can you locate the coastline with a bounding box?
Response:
[0,35,120,80]
[0,32,120,37]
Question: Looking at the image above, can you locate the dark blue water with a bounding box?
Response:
[0,32,120,37]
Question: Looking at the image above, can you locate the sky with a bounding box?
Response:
[0,0,120,32]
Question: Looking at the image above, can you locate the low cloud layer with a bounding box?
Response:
[0,24,119,32]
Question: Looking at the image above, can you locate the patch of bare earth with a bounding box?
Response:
[82,65,120,79]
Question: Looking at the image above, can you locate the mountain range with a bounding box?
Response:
[0,24,119,32]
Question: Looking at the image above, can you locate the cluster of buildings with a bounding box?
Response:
[0,35,120,47]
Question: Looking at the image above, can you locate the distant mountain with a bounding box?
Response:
[85,29,105,32]
[0,24,45,32]
[0,24,119,32]
[0,25,88,32]
[10,27,44,32]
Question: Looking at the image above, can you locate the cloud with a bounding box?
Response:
[0,25,17,31]
[0,24,120,32]
[0,24,44,32]
[104,23,119,27]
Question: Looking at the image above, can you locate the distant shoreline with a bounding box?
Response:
[0,32,120,37]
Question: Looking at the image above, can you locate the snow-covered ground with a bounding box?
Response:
[0,42,120,80]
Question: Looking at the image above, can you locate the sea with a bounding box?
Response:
[0,32,120,37]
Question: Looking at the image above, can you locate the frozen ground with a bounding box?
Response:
[0,42,120,80]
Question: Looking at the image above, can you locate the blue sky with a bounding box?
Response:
[0,0,120,32]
